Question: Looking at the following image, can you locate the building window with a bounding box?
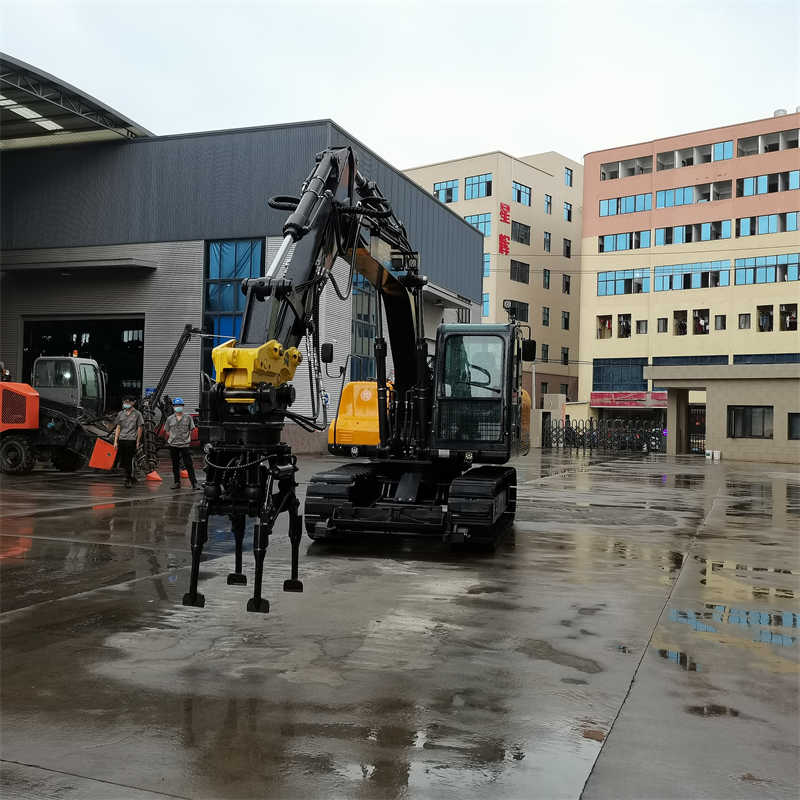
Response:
[601,156,653,180]
[737,212,798,237]
[654,260,730,292]
[599,230,651,252]
[657,317,668,333]
[674,310,688,336]
[592,357,648,391]
[482,292,490,317]
[511,220,531,245]
[542,306,550,326]
[350,273,379,380]
[507,300,529,322]
[564,201,572,222]
[541,343,549,363]
[693,308,710,335]
[512,181,531,206]
[655,187,695,208]
[560,383,569,397]
[204,239,264,371]
[562,274,571,294]
[737,170,799,197]
[565,167,573,187]
[433,179,458,203]
[715,314,726,331]
[543,231,551,252]
[541,381,548,395]
[734,253,799,285]
[544,194,552,214]
[465,213,491,237]
[561,347,569,365]
[655,219,731,246]
[483,253,491,278]
[728,406,773,439]
[563,238,571,258]
[510,259,529,283]
[780,303,798,331]
[457,307,471,323]
[788,413,800,440]
[465,173,492,199]
[636,319,648,334]
[597,315,612,339]
[543,268,550,289]
[616,314,631,338]
[757,305,773,332]
[598,268,650,296]
[712,140,734,161]
[562,310,570,331]
[600,193,652,215]
[739,313,751,329]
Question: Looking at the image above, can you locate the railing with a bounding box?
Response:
[543,419,666,453]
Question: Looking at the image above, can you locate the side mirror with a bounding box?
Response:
[521,339,536,362]
[320,343,334,364]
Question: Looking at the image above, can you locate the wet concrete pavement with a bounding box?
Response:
[1,452,797,799]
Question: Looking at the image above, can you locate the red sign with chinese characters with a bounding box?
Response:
[590,391,667,409]
[499,202,510,224]
[498,234,510,255]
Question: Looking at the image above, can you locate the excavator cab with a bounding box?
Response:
[31,357,106,418]
[432,323,531,464]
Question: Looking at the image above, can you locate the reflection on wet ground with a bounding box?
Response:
[1,452,798,799]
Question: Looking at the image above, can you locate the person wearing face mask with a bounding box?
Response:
[164,398,198,490]
[113,395,144,488]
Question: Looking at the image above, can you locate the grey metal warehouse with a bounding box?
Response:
[0,54,483,445]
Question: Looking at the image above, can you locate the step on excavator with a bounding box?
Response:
[183,146,535,613]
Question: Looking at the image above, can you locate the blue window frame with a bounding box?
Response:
[758,214,778,234]
[564,201,573,221]
[788,212,798,231]
[599,230,650,252]
[565,167,573,187]
[465,173,492,199]
[721,219,731,239]
[465,213,491,236]
[654,260,731,292]
[512,181,531,205]
[757,175,769,194]
[600,193,651,216]
[544,194,552,214]
[483,253,491,278]
[790,170,800,190]
[743,177,755,196]
[433,179,458,203]
[482,292,490,317]
[739,217,751,236]
[592,358,648,392]
[204,238,264,374]
[735,253,799,284]
[713,140,733,161]
[597,269,650,296]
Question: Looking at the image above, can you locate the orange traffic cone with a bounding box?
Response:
[146,471,163,481]
[180,469,189,478]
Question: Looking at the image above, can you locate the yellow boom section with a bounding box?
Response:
[212,339,303,393]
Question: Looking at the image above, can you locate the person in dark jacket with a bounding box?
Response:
[113,396,143,488]
[164,397,198,489]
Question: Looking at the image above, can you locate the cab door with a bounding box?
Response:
[78,363,103,417]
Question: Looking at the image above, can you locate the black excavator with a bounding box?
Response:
[183,146,535,613]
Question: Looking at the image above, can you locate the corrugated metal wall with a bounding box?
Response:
[1,120,483,302]
[0,242,204,407]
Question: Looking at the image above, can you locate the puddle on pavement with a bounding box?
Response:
[685,704,740,717]
[516,639,603,674]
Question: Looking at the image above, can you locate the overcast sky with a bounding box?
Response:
[2,0,798,168]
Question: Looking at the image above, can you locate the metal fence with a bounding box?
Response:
[543,418,667,453]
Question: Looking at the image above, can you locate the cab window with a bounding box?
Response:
[440,335,504,398]
[33,359,77,388]
[80,365,100,399]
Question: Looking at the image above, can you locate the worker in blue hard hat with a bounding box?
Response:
[164,397,199,490]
